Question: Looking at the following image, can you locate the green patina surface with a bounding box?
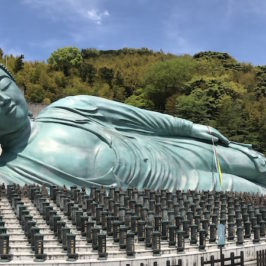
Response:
[0,64,265,193]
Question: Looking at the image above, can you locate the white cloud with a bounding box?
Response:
[87,9,110,24]
[22,0,110,24]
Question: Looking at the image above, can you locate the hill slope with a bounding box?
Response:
[0,48,265,154]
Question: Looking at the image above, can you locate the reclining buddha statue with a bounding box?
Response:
[0,64,265,193]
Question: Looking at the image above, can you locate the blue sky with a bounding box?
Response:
[0,0,266,65]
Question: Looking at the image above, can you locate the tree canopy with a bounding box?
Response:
[47,47,82,76]
[0,47,265,154]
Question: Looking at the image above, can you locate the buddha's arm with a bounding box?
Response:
[41,95,229,145]
[97,100,195,137]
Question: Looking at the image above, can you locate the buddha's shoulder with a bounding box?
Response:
[37,95,117,119]
[29,118,108,151]
[35,96,94,120]
[46,95,115,110]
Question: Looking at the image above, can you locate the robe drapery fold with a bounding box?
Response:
[0,96,265,193]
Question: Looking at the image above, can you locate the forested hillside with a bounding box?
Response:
[0,47,265,154]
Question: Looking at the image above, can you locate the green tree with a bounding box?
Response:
[26,84,45,103]
[79,63,97,85]
[115,70,124,86]
[99,67,114,88]
[241,94,266,153]
[14,54,24,73]
[48,47,82,76]
[175,90,210,124]
[143,56,197,111]
[81,48,99,59]
[193,51,236,64]
[1,47,264,153]
[215,95,245,141]
[113,85,126,101]
[175,78,245,125]
[125,88,154,109]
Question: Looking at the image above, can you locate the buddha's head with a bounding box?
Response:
[0,64,28,138]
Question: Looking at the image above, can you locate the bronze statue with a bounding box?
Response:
[0,64,265,193]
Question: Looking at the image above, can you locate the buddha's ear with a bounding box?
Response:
[0,63,16,82]
[28,111,33,118]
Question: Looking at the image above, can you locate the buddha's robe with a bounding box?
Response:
[0,96,265,193]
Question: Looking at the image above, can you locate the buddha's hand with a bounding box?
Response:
[191,124,230,146]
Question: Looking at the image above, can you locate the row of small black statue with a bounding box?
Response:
[7,184,47,262]
[50,185,265,256]
[8,184,81,261]
[0,207,11,261]
[1,183,266,262]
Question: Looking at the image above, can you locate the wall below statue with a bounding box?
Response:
[27,103,47,118]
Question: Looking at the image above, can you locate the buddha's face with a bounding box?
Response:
[0,67,28,137]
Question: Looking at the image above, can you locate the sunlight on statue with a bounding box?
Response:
[0,64,265,193]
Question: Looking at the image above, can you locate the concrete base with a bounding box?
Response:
[1,242,265,266]
[1,196,265,266]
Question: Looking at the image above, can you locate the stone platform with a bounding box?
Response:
[1,184,266,266]
[0,197,265,265]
